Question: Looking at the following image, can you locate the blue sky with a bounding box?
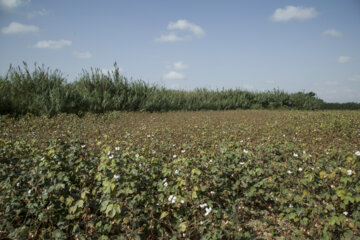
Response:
[0,0,359,102]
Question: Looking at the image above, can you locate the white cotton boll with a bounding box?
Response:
[135,154,139,158]
[175,169,179,175]
[347,169,353,176]
[298,168,303,172]
[173,154,177,158]
[113,174,120,179]
[204,207,212,216]
[240,162,245,165]
[180,200,184,204]
[355,151,360,156]
[163,182,168,187]
[293,153,298,157]
[243,149,249,154]
[200,203,207,208]
[115,146,120,151]
[181,149,186,153]
[168,195,176,203]
[287,170,292,174]
[343,211,348,216]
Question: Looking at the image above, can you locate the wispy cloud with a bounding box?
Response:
[337,56,353,64]
[271,6,318,22]
[73,51,92,59]
[325,81,339,86]
[27,8,48,18]
[155,33,187,42]
[155,19,205,42]
[34,40,72,49]
[323,29,342,38]
[163,71,185,80]
[0,0,23,10]
[168,19,205,38]
[2,22,39,34]
[173,61,188,70]
[348,75,360,82]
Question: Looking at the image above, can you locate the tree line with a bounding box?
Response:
[0,62,358,116]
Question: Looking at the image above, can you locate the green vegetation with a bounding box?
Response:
[1,110,359,239]
[1,62,339,116]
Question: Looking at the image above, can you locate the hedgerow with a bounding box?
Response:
[0,62,329,116]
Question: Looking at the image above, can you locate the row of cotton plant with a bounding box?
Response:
[1,136,359,239]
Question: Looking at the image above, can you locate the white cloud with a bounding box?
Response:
[155,19,205,42]
[325,81,339,86]
[163,71,185,80]
[337,56,353,64]
[323,29,342,38]
[27,8,48,18]
[2,22,39,34]
[73,51,92,59]
[34,40,72,49]
[155,33,187,42]
[173,61,188,70]
[0,0,22,10]
[168,19,205,38]
[348,75,360,82]
[271,6,318,22]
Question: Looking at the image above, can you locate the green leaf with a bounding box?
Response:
[192,191,198,199]
[66,197,74,206]
[102,180,115,194]
[75,199,84,209]
[160,211,169,219]
[178,222,186,232]
[191,168,202,175]
[105,204,118,218]
[52,229,65,240]
[100,200,111,212]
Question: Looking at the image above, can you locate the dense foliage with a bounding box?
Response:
[1,110,359,239]
[0,62,330,116]
[323,102,360,110]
